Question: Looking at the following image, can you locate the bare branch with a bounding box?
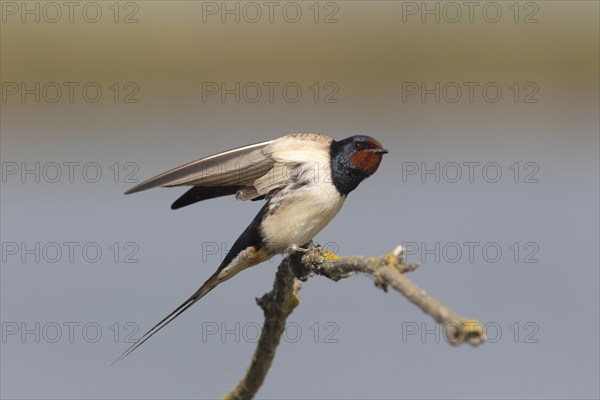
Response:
[224,244,485,399]
[223,252,303,400]
[302,244,486,346]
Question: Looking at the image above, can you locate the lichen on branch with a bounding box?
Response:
[223,244,485,400]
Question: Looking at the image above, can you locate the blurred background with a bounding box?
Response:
[1,1,598,399]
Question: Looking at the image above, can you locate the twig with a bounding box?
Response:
[223,244,485,399]
[223,252,303,400]
[303,244,485,345]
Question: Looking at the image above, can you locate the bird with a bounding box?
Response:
[112,133,387,363]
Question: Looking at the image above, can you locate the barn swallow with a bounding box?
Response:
[113,133,387,363]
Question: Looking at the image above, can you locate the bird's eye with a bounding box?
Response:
[353,142,364,150]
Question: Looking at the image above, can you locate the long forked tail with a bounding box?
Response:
[112,205,269,365]
[111,271,221,365]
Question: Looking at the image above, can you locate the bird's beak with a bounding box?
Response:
[366,148,389,154]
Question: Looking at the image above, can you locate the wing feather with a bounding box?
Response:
[171,186,242,209]
[124,133,334,209]
[124,140,275,194]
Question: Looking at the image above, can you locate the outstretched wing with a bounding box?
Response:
[125,140,276,208]
[125,133,334,209]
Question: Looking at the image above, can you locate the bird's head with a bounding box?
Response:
[330,135,388,195]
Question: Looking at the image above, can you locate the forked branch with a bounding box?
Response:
[223,244,485,400]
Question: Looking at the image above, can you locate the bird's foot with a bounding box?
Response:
[289,244,309,254]
[307,242,340,260]
[288,242,339,261]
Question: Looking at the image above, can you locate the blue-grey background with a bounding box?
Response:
[1,1,598,399]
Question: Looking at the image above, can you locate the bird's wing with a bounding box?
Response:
[125,133,333,209]
[237,133,334,200]
[124,140,276,195]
